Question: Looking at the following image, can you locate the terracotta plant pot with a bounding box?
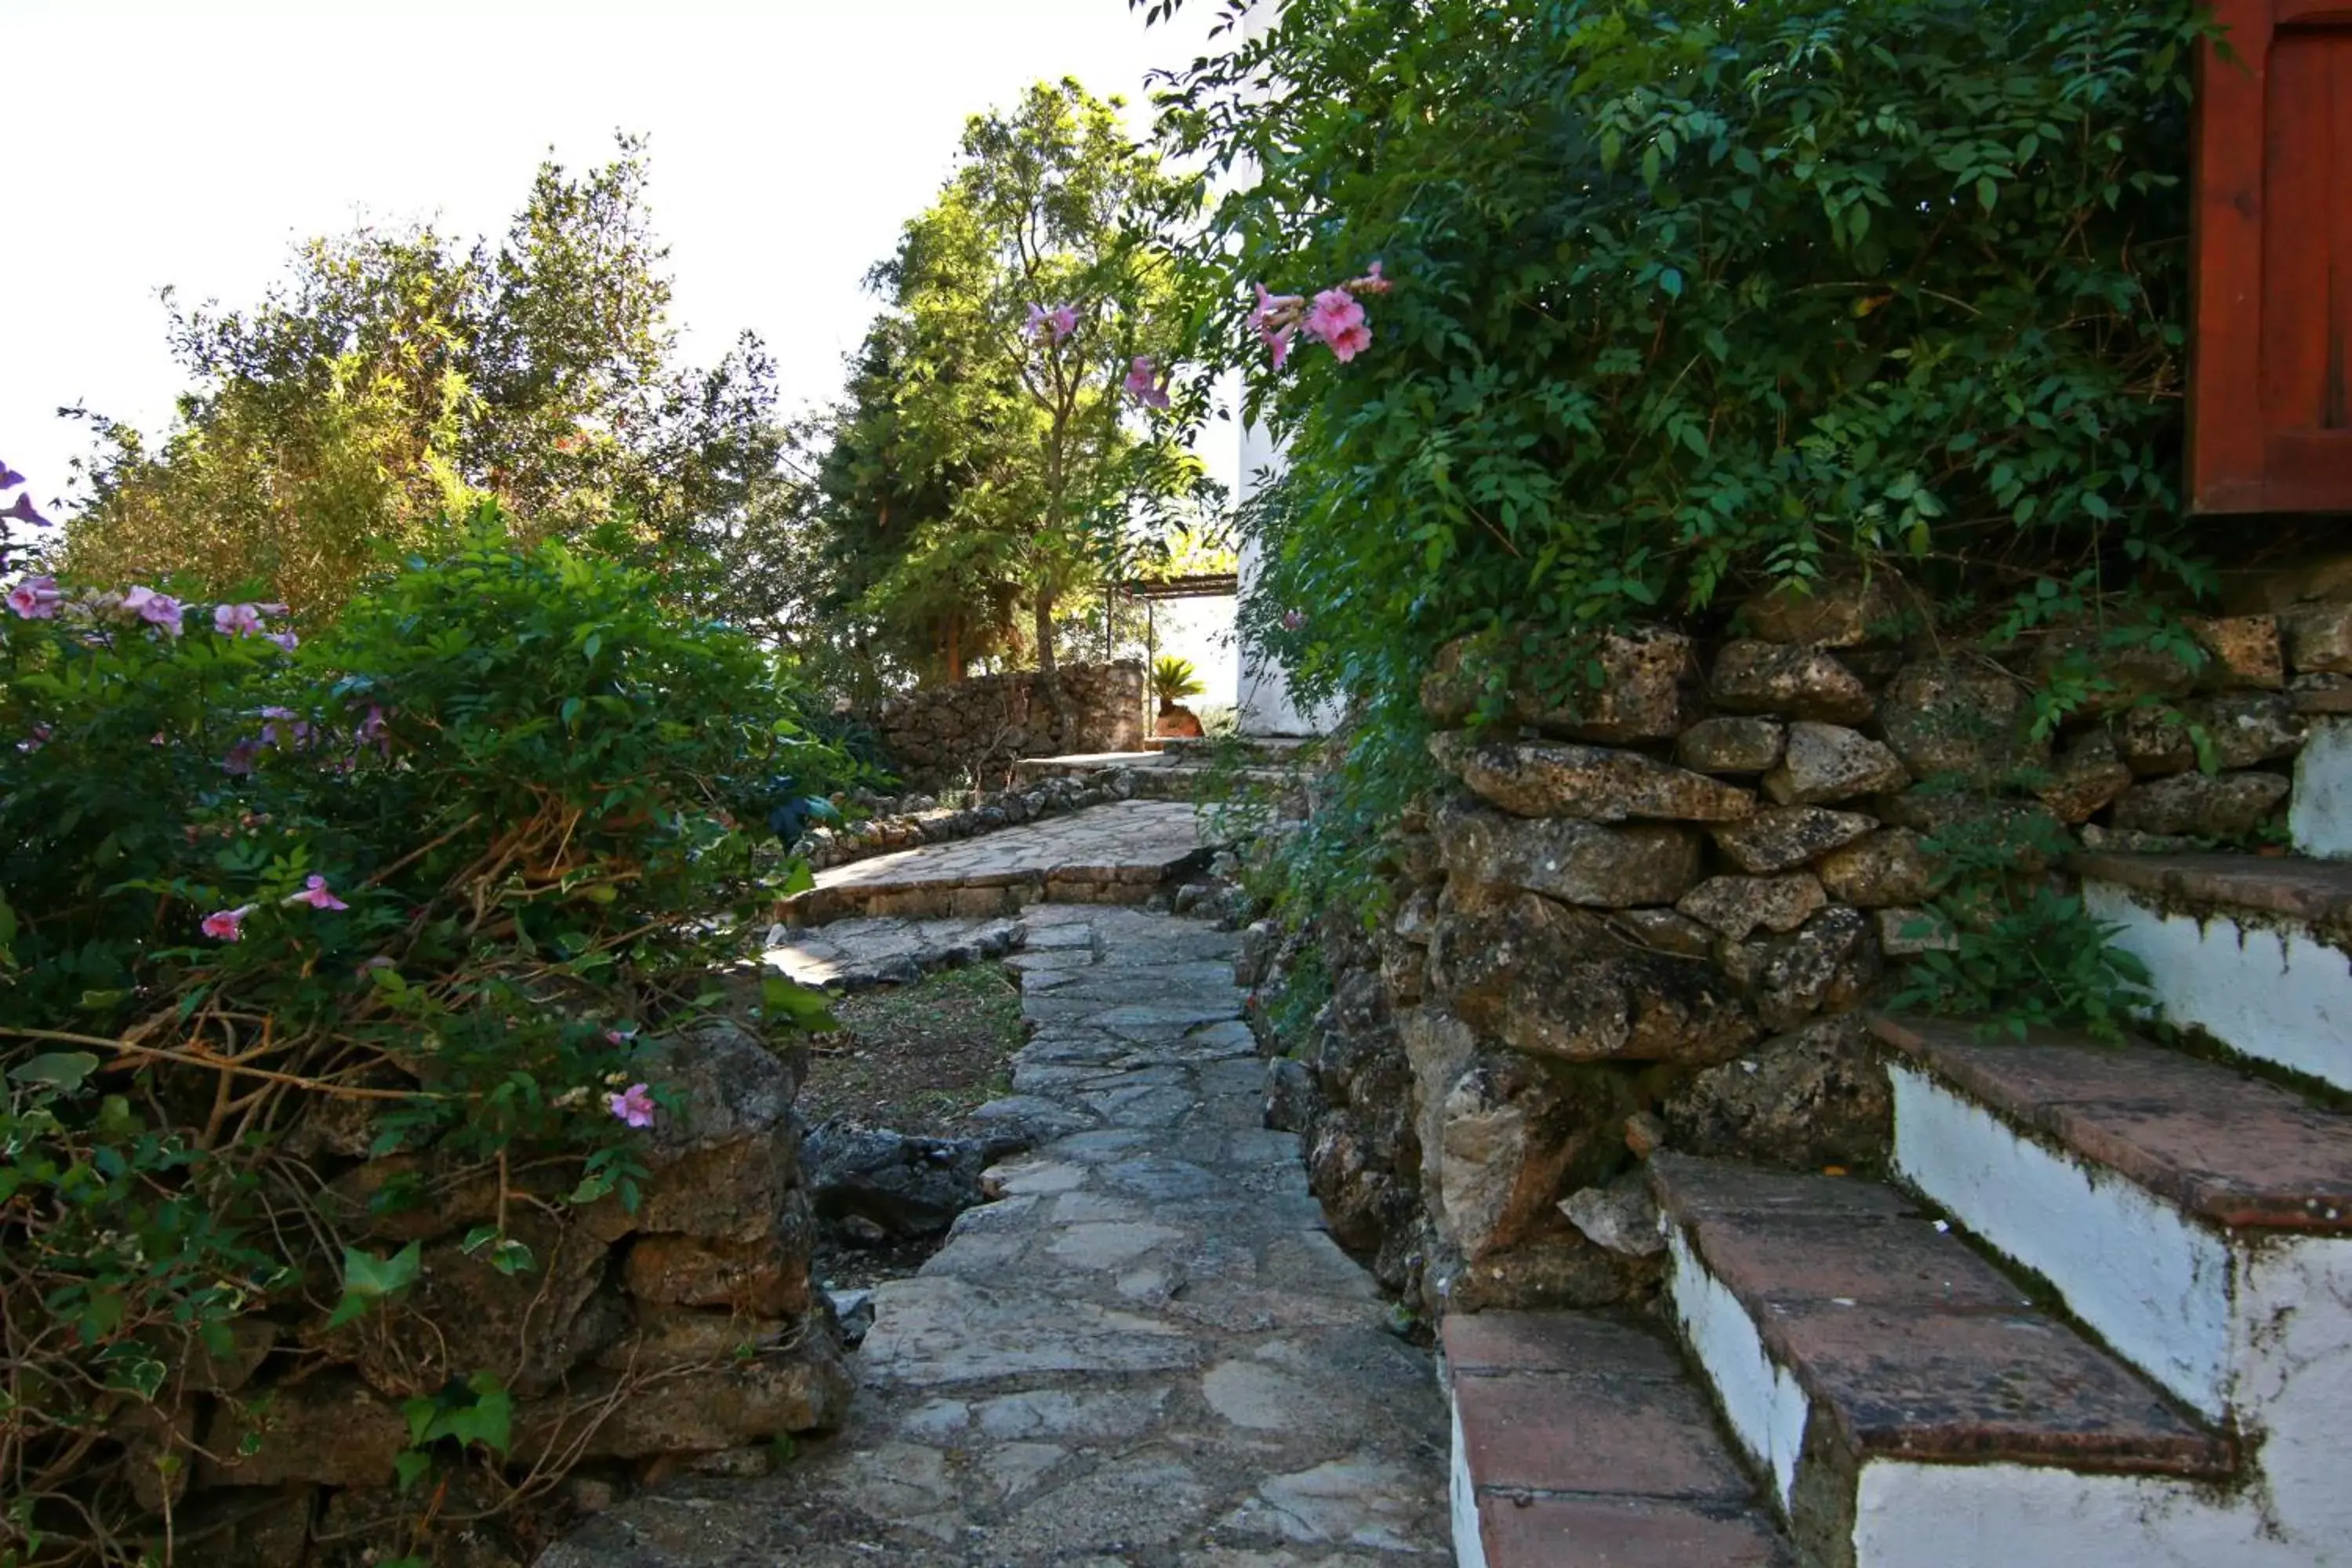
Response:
[1155,702,1204,739]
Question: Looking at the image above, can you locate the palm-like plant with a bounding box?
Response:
[1152,655,1204,707]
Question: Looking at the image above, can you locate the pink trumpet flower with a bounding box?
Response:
[1123,356,1172,408]
[214,603,265,637]
[284,873,349,911]
[201,905,260,942]
[7,575,60,619]
[607,1083,656,1128]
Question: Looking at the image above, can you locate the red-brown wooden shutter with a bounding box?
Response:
[2190,0,2352,514]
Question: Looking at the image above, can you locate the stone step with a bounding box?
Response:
[1650,1152,2251,1568]
[1872,1015,2352,1424]
[777,800,1214,926]
[1156,733,1318,766]
[2072,851,2352,1091]
[1441,1310,1790,1568]
[1009,750,1303,804]
[2290,710,2352,858]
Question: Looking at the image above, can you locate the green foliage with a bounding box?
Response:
[0,521,842,1562]
[1147,0,2216,1024]
[1151,655,1204,703]
[1888,808,2153,1040]
[62,137,804,632]
[804,79,1217,690]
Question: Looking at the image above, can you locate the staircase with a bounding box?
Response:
[1448,713,2352,1566]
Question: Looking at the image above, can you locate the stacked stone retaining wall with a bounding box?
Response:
[1250,583,2352,1321]
[172,1002,846,1563]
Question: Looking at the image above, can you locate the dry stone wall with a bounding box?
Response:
[867,662,1145,790]
[1252,586,2339,1321]
[176,996,848,1565]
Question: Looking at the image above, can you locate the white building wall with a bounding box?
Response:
[1229,0,1337,739]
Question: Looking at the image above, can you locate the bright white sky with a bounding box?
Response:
[3,0,1239,517]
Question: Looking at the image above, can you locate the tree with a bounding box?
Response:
[808,79,1214,717]
[60,136,793,620]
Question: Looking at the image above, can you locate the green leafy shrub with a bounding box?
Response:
[1150,0,2222,1017]
[0,509,843,1563]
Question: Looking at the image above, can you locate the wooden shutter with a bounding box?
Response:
[2190,0,2352,514]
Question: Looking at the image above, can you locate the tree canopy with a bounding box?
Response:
[61,136,795,622]
[802,78,1215,692]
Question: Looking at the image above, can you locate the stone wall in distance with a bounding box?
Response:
[867,662,1145,791]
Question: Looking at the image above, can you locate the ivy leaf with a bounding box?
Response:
[394,1450,434,1494]
[9,1051,101,1092]
[327,1241,423,1329]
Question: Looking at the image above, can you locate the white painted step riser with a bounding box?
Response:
[1889,1067,2239,1420]
[2082,880,2352,1092]
[1891,1066,2352,1537]
[1665,1220,2352,1567]
[1447,1401,1487,1568]
[1663,1229,1809,1511]
[2291,716,2352,860]
[1853,1463,2345,1568]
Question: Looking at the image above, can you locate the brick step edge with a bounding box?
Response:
[1871,1014,2352,1232]
[1442,1310,1791,1568]
[1650,1152,2234,1480]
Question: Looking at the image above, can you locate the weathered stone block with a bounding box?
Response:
[1739,575,1902,648]
[1428,895,1756,1065]
[622,1218,815,1321]
[1762,722,1910,804]
[1875,791,2068,871]
[1421,627,1694,742]
[1814,829,1933,908]
[201,1374,408,1489]
[2031,630,2198,714]
[1609,907,1719,958]
[2122,692,2305,778]
[1876,906,1958,956]
[1434,1232,1656,1314]
[1429,734,1755,822]
[1708,641,1875,724]
[2188,615,2285,690]
[1675,873,1828,942]
[1876,659,2039,782]
[635,1018,800,1203]
[1707,806,1877,875]
[2036,731,2134,823]
[1434,800,1703,908]
[550,1338,855,1459]
[1557,1170,1665,1258]
[1661,1015,1892,1170]
[1675,717,1787,775]
[1432,1047,1632,1260]
[2110,771,2292,837]
[593,1308,800,1371]
[1717,906,1875,1032]
[2280,602,2352,675]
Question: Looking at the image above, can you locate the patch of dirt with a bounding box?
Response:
[799,963,1024,1138]
[801,963,1026,1292]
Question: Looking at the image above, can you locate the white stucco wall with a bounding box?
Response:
[2291,716,2352,858]
[2085,881,2352,1091]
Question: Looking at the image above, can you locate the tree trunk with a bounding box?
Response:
[1033,588,1075,752]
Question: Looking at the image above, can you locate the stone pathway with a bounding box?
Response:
[544,905,1452,1567]
[782,802,1212,925]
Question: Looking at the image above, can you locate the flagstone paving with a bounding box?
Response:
[544,904,1452,1567]
[780,801,1214,925]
